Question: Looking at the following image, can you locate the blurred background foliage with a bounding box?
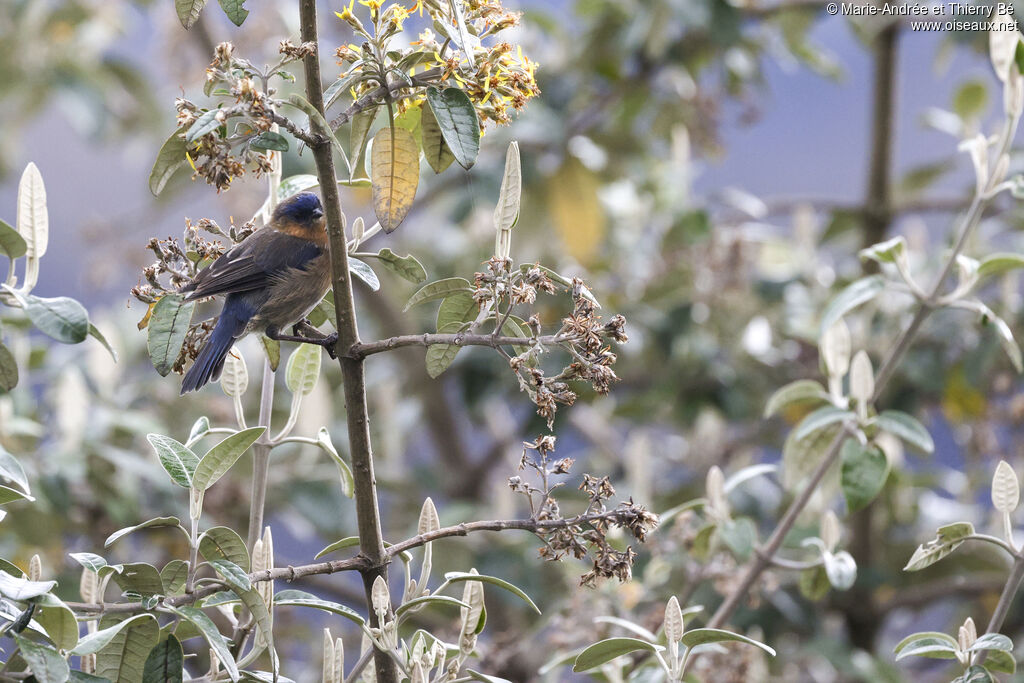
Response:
[4,0,1024,680]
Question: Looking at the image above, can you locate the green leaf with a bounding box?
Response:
[783,424,841,492]
[209,559,251,591]
[465,671,513,683]
[113,562,164,597]
[893,632,958,660]
[105,516,185,548]
[404,277,472,311]
[427,292,478,378]
[969,633,1014,652]
[72,613,156,655]
[186,109,223,143]
[170,607,240,681]
[0,344,17,392]
[250,131,288,152]
[147,434,199,488]
[978,252,1024,279]
[799,565,830,601]
[840,438,889,513]
[0,447,29,494]
[349,258,380,291]
[371,125,420,233]
[187,417,211,444]
[89,323,118,362]
[96,613,160,683]
[199,526,251,571]
[679,628,776,656]
[0,572,56,600]
[286,344,321,396]
[193,427,266,491]
[794,406,854,441]
[142,634,184,683]
[149,127,188,196]
[977,303,1024,372]
[160,560,189,595]
[904,522,975,571]
[955,665,996,683]
[363,248,427,283]
[424,87,480,169]
[875,410,934,453]
[859,236,906,265]
[233,586,277,670]
[953,80,989,121]
[493,141,522,232]
[260,335,280,371]
[289,94,348,165]
[763,379,830,418]
[349,107,377,169]
[316,428,354,498]
[147,294,194,377]
[572,637,662,672]
[0,219,27,258]
[421,100,456,173]
[13,633,69,683]
[442,572,541,614]
[718,518,757,560]
[819,275,886,335]
[70,552,107,573]
[985,648,1016,674]
[395,594,470,618]
[0,483,31,505]
[23,295,89,344]
[314,536,359,559]
[175,0,208,29]
[273,589,365,625]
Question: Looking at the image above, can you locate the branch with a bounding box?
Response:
[349,332,564,359]
[268,110,320,146]
[328,67,444,130]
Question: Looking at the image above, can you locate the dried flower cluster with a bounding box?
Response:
[334,0,539,126]
[474,259,627,428]
[510,436,659,587]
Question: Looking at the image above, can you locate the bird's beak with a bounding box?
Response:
[312,208,324,220]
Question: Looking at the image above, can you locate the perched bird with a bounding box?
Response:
[179,191,336,394]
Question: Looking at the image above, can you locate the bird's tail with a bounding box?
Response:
[181,309,245,394]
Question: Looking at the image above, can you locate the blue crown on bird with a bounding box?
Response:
[271,192,327,242]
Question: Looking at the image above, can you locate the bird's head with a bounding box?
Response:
[271,192,326,242]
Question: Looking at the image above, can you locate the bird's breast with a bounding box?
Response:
[250,253,332,331]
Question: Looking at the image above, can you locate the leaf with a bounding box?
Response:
[840,439,889,513]
[680,628,776,656]
[763,379,830,418]
[160,560,189,595]
[147,294,194,376]
[572,638,662,672]
[904,522,975,571]
[968,633,1014,652]
[718,518,757,561]
[363,248,427,283]
[955,665,997,683]
[395,595,469,618]
[0,219,27,258]
[978,252,1024,279]
[113,563,164,597]
[175,0,208,29]
[317,428,354,498]
[221,351,248,397]
[274,589,365,626]
[0,483,31,505]
[0,343,17,392]
[149,127,188,196]
[424,87,480,170]
[147,434,199,488]
[427,293,478,378]
[186,109,222,143]
[70,552,108,573]
[13,633,69,683]
[18,162,47,261]
[985,648,1017,674]
[465,671,512,683]
[819,275,886,336]
[73,614,156,655]
[349,107,377,168]
[0,448,28,494]
[783,423,841,491]
[859,236,906,265]
[799,565,830,601]
[493,141,522,232]
[142,634,184,683]
[89,324,118,362]
[992,460,1020,513]
[794,406,854,441]
[875,410,934,454]
[193,427,266,491]
[286,344,321,396]
[349,258,380,291]
[171,607,240,681]
[233,586,277,669]
[421,100,456,173]
[105,517,184,548]
[23,295,89,344]
[978,303,1024,372]
[0,572,54,601]
[314,536,359,559]
[370,126,420,233]
[549,160,606,265]
[822,550,857,590]
[893,632,958,660]
[95,613,160,683]
[209,559,252,591]
[442,572,541,614]
[260,336,280,371]
[199,526,251,571]
[404,277,473,311]
[251,131,288,152]
[954,80,989,120]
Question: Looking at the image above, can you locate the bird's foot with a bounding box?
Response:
[322,332,339,359]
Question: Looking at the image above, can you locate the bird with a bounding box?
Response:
[179,191,337,394]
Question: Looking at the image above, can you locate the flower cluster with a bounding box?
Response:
[333,0,539,127]
[509,436,659,587]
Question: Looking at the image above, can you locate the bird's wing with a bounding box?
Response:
[182,231,324,300]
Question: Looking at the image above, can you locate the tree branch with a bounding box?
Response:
[348,332,563,359]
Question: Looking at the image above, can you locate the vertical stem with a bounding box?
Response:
[247,358,275,550]
[298,2,397,682]
[861,23,898,253]
[985,555,1024,636]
